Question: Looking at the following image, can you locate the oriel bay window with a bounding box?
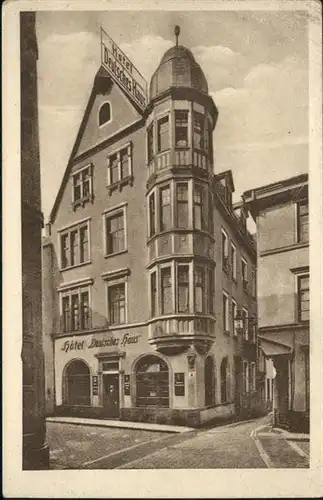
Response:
[157,115,170,152]
[150,262,215,317]
[176,183,189,228]
[161,266,172,315]
[160,186,171,231]
[60,220,90,269]
[178,265,190,313]
[175,110,189,148]
[61,286,91,332]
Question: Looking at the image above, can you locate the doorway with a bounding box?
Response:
[103,373,119,418]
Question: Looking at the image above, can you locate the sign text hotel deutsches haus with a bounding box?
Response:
[101,28,148,111]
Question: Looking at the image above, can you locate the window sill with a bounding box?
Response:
[107,176,134,194]
[72,196,93,210]
[104,249,128,259]
[60,260,92,272]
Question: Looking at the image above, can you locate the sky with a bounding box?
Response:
[35,9,309,222]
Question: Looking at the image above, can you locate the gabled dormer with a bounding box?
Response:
[213,170,235,209]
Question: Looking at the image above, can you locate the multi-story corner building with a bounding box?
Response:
[243,173,309,432]
[43,33,260,426]
[21,12,49,468]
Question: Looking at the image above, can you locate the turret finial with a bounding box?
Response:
[174,25,180,46]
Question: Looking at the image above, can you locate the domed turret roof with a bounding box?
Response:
[149,44,208,100]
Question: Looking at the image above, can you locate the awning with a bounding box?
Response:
[258,336,292,357]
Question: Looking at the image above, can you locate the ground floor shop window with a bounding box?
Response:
[135,355,169,408]
[65,360,91,406]
[205,356,216,406]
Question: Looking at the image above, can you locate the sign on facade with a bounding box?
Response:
[92,375,99,396]
[124,374,130,396]
[101,28,148,112]
[174,372,185,396]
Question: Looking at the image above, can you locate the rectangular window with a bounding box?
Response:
[60,221,90,269]
[109,153,119,184]
[160,186,171,231]
[232,299,238,336]
[194,185,205,230]
[120,148,129,179]
[157,115,170,152]
[108,284,125,325]
[147,124,154,163]
[250,362,256,391]
[208,269,215,315]
[61,286,91,332]
[222,230,229,270]
[105,210,125,255]
[176,183,188,228]
[208,192,214,234]
[195,267,205,313]
[149,192,156,237]
[251,268,256,297]
[79,225,89,263]
[107,144,132,186]
[297,200,309,242]
[193,112,204,150]
[178,265,190,313]
[72,165,92,207]
[222,292,229,333]
[243,361,249,393]
[242,258,248,290]
[231,243,237,280]
[242,307,248,339]
[70,229,78,267]
[298,274,309,321]
[151,272,157,317]
[175,110,188,148]
[161,267,172,315]
[61,233,70,268]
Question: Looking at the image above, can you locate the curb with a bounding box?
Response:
[46,416,193,434]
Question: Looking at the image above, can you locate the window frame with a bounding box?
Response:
[175,110,189,149]
[157,114,170,153]
[222,291,230,334]
[241,257,248,291]
[297,273,310,322]
[175,182,189,229]
[250,362,256,392]
[242,306,249,340]
[98,101,112,127]
[107,142,133,189]
[221,229,229,271]
[103,203,127,258]
[296,198,309,243]
[103,269,130,327]
[59,219,91,271]
[232,298,238,336]
[71,164,93,209]
[159,184,172,232]
[231,242,237,281]
[60,284,92,333]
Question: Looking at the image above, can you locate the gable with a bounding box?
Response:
[74,71,142,159]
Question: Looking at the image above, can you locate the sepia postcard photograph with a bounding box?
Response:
[2,0,323,497]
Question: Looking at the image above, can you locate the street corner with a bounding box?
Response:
[251,424,310,469]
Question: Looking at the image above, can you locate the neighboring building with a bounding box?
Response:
[43,33,261,427]
[21,12,49,468]
[243,173,309,432]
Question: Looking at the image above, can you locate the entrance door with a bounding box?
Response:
[103,374,119,418]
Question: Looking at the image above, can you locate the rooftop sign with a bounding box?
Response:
[101,28,148,112]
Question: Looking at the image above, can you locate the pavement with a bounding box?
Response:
[46,415,310,469]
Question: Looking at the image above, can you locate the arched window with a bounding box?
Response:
[99,102,111,126]
[65,360,90,406]
[135,355,169,408]
[220,357,228,403]
[205,356,216,406]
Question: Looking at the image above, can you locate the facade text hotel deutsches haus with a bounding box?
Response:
[42,28,266,426]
